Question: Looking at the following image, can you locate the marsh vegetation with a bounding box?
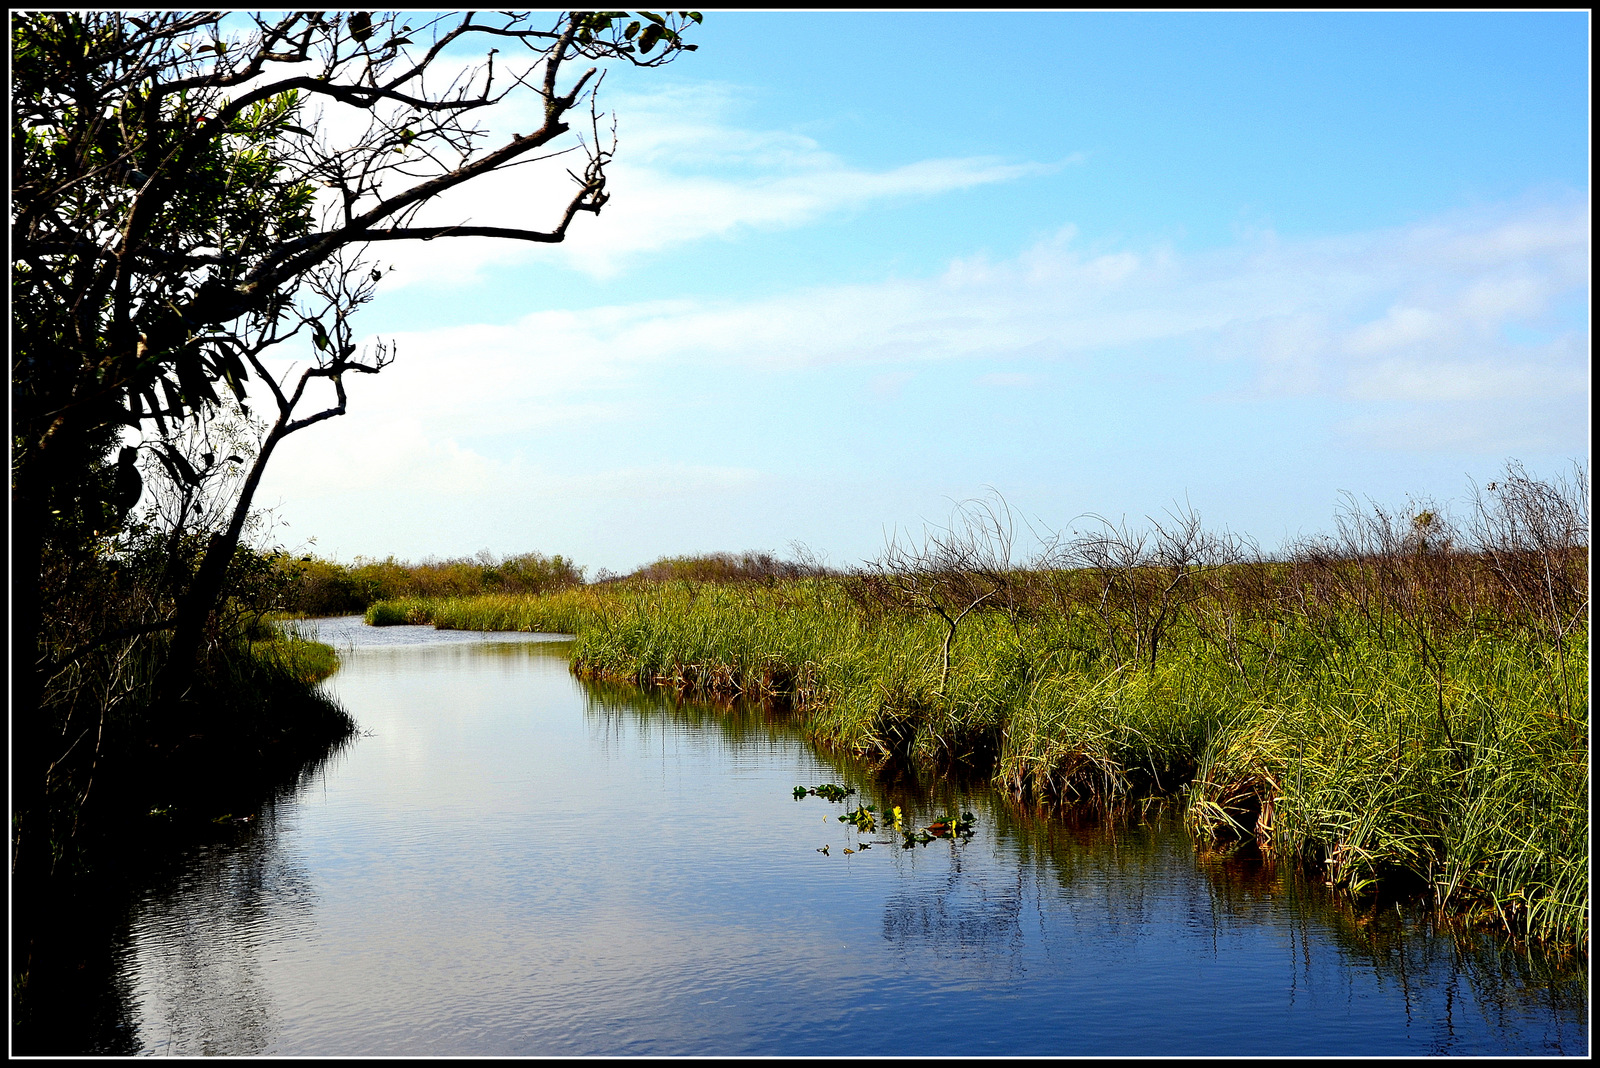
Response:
[27,623,1579,1055]
[360,463,1589,951]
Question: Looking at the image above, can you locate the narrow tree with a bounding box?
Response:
[11,9,701,918]
[1061,504,1240,671]
[870,494,1020,692]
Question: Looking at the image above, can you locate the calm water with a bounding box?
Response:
[89,618,1589,1055]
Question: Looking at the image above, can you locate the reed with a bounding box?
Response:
[253,622,342,683]
[365,586,620,634]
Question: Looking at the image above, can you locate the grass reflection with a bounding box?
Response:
[578,674,1587,1053]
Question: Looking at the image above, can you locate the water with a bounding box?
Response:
[68,619,1594,1054]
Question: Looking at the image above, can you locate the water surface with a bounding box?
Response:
[109,618,1588,1055]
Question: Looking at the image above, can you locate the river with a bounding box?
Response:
[45,618,1590,1055]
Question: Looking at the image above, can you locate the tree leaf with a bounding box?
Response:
[174,353,218,409]
[215,347,250,401]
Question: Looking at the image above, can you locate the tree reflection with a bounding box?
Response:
[129,804,320,1055]
[14,752,340,1055]
[880,848,1029,982]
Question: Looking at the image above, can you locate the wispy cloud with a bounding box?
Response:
[496,196,1585,393]
[260,193,1588,519]
[372,80,1057,284]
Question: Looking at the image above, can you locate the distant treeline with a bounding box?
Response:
[594,549,835,586]
[275,551,587,616]
[275,547,841,615]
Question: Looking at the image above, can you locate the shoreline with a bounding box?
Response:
[355,572,1589,954]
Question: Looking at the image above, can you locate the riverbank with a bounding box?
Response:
[14,625,354,1047]
[366,554,1587,952]
[33,617,1584,1056]
[96,625,351,840]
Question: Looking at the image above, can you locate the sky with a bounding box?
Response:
[251,10,1590,575]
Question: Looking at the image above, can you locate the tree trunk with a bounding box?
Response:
[156,423,286,703]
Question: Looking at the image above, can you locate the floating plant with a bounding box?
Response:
[838,804,877,831]
[794,783,855,802]
[902,811,977,847]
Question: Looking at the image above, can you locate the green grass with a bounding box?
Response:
[278,551,586,616]
[364,586,613,634]
[252,627,341,683]
[366,570,1588,951]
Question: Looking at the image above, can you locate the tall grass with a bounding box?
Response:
[254,618,342,682]
[365,463,1588,949]
[364,585,618,634]
[286,546,828,616]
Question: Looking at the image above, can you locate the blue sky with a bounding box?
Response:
[255,10,1590,573]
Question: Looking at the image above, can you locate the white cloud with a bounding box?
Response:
[261,194,1588,519]
[1345,306,1449,354]
[450,197,1581,410]
[1343,350,1585,404]
[1456,275,1551,324]
[371,80,1056,284]
[263,412,501,500]
[215,59,1058,284]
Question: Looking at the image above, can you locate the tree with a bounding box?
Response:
[1058,504,1242,671]
[11,9,701,907]
[867,494,1021,692]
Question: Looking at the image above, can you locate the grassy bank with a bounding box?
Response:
[367,468,1588,950]
[64,625,352,873]
[13,624,352,1047]
[374,578,1587,948]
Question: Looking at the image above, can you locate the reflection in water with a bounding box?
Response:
[586,686,1588,1057]
[129,804,322,1056]
[881,851,1029,982]
[25,623,1587,1056]
[13,725,352,1056]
